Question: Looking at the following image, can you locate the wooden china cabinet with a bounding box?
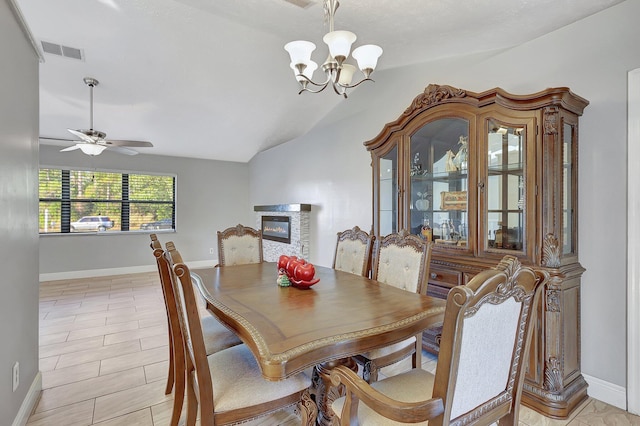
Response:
[366,84,589,419]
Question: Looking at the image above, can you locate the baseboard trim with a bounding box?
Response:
[39,260,217,282]
[583,373,627,410]
[12,371,41,426]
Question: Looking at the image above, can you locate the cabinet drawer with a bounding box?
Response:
[426,283,451,300]
[428,268,462,287]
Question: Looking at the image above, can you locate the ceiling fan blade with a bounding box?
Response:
[105,140,153,148]
[60,145,81,152]
[67,128,97,144]
[106,145,139,156]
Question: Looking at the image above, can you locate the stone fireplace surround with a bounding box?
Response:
[254,204,311,262]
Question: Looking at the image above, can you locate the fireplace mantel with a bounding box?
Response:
[254,204,311,213]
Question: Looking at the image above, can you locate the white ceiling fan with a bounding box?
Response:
[44,77,153,156]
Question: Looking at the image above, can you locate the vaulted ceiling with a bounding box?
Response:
[17,0,623,162]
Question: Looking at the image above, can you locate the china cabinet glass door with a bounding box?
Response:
[409,117,469,246]
[481,114,535,258]
[379,145,398,236]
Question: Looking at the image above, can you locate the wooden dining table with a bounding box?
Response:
[191,262,446,425]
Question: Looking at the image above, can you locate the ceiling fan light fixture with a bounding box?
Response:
[78,144,107,156]
[58,77,154,156]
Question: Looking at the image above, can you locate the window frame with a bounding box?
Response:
[39,165,177,235]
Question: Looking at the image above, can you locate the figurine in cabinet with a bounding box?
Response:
[445,150,457,172]
[453,136,468,170]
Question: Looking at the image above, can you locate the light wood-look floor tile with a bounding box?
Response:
[99,346,168,376]
[42,360,100,389]
[39,355,59,372]
[67,320,140,341]
[571,399,640,425]
[143,360,169,384]
[40,335,105,358]
[40,317,107,336]
[29,271,640,426]
[56,340,141,369]
[140,333,169,351]
[93,380,172,423]
[92,408,154,426]
[34,368,147,413]
[103,324,166,346]
[39,331,70,345]
[26,399,95,426]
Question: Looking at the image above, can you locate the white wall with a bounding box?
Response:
[249,0,640,399]
[39,145,253,276]
[0,1,40,424]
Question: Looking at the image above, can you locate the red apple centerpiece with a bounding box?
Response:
[286,256,305,278]
[277,255,319,288]
[294,263,315,282]
[277,255,290,271]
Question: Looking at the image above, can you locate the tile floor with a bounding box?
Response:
[29,271,640,425]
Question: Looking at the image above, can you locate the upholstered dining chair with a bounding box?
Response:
[164,241,318,426]
[216,224,264,266]
[354,229,434,383]
[332,226,375,277]
[330,255,548,426]
[149,235,242,426]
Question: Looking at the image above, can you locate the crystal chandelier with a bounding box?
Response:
[284,0,383,98]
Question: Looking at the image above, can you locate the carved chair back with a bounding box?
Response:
[332,226,375,277]
[371,229,432,295]
[432,255,547,425]
[216,224,263,266]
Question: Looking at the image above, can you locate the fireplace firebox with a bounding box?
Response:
[261,216,291,244]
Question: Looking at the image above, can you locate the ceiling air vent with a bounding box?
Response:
[41,41,84,61]
[282,0,315,9]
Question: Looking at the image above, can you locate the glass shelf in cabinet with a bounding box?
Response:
[487,163,524,173]
[412,170,468,182]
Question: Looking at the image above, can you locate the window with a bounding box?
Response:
[39,168,176,234]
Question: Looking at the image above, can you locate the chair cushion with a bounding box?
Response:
[332,368,435,425]
[201,316,242,355]
[208,345,311,412]
[361,336,416,361]
[449,297,520,419]
[221,235,261,265]
[376,245,423,292]
[335,239,368,275]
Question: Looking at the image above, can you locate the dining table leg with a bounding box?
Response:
[313,357,358,426]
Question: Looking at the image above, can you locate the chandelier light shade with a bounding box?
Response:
[284,41,316,65]
[323,30,356,62]
[284,0,382,98]
[352,44,383,77]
